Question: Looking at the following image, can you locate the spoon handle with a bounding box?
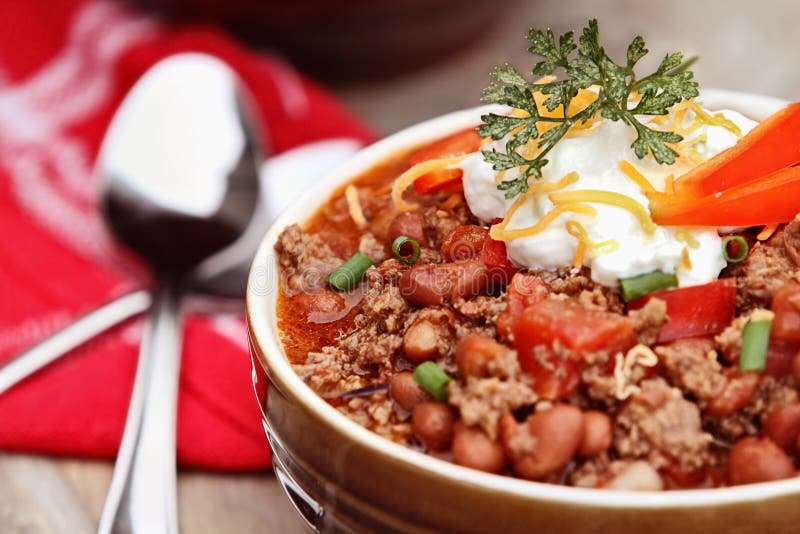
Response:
[0,290,152,396]
[98,286,182,534]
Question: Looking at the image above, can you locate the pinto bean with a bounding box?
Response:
[403,309,454,363]
[455,334,509,378]
[763,403,800,453]
[706,371,761,416]
[398,260,488,307]
[388,211,426,244]
[412,402,455,452]
[452,422,506,473]
[606,461,664,491]
[388,372,430,411]
[500,405,584,480]
[728,437,796,485]
[578,411,612,458]
[441,225,489,261]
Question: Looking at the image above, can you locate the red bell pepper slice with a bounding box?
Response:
[675,102,800,197]
[650,165,800,227]
[408,128,482,166]
[627,278,737,343]
[408,128,482,196]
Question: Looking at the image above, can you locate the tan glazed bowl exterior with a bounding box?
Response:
[246,89,800,533]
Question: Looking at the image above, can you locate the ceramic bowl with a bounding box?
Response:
[246,89,800,533]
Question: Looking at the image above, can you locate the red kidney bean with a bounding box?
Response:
[763,403,800,453]
[388,211,426,244]
[578,411,612,458]
[441,225,488,261]
[452,422,506,473]
[398,260,488,307]
[412,402,455,452]
[455,334,509,378]
[388,372,430,412]
[293,289,345,319]
[793,350,800,383]
[500,405,584,480]
[728,437,796,485]
[706,371,760,416]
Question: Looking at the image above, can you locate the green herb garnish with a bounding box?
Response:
[478,19,699,199]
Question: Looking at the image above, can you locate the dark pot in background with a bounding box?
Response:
[126,0,509,81]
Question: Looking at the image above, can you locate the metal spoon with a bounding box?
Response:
[94,53,261,534]
[0,136,360,396]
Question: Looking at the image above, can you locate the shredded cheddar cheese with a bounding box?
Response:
[613,344,659,400]
[345,185,367,228]
[618,160,656,193]
[681,246,693,270]
[391,155,469,211]
[565,220,619,263]
[549,189,658,235]
[675,229,700,249]
[491,203,597,241]
[757,224,778,241]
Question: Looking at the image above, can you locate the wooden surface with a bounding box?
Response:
[5,1,800,532]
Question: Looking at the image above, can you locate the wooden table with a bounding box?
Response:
[4,1,800,532]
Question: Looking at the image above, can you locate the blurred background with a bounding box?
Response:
[2,0,799,532]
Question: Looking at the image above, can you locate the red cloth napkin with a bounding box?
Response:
[0,0,375,470]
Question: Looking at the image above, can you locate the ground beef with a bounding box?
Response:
[275,224,343,294]
[447,342,535,438]
[452,294,507,339]
[448,377,536,439]
[656,337,726,404]
[714,315,748,364]
[614,378,713,471]
[727,226,800,310]
[424,205,470,248]
[338,393,412,444]
[569,455,612,488]
[359,232,387,263]
[581,356,620,407]
[629,298,668,345]
[292,346,366,398]
[531,267,624,313]
[782,216,800,266]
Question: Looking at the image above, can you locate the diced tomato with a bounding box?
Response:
[441,225,488,261]
[512,300,636,399]
[412,168,464,195]
[479,233,520,285]
[771,283,800,342]
[496,274,549,337]
[628,279,737,343]
[408,129,483,166]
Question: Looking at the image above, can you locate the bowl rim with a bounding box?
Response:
[246,88,800,508]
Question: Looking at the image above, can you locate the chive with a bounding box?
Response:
[619,270,678,302]
[327,252,373,291]
[722,235,749,263]
[739,314,773,372]
[412,361,452,401]
[391,236,421,265]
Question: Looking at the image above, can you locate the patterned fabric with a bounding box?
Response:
[0,0,374,470]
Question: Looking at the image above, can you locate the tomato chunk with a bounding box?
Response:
[771,283,800,343]
[496,274,549,338]
[441,225,488,261]
[512,300,636,399]
[628,279,736,343]
[480,233,520,286]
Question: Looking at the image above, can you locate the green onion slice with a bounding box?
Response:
[619,270,678,302]
[722,235,749,263]
[327,252,374,291]
[412,361,452,401]
[391,236,421,265]
[739,310,773,372]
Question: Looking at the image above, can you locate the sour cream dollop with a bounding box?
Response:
[460,105,757,287]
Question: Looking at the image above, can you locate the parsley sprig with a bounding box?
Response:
[478,19,699,199]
